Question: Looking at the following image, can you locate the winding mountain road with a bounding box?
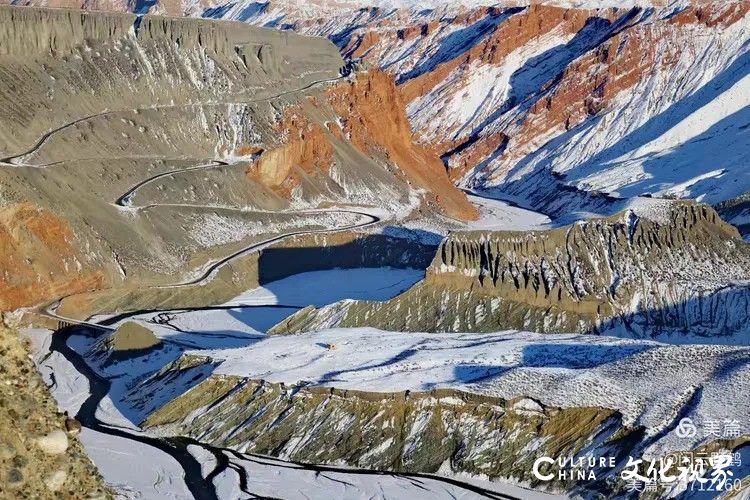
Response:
[115,160,229,207]
[108,155,382,287]
[34,157,508,498]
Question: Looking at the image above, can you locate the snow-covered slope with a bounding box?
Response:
[25,261,750,498]
[46,316,747,497]
[8,1,750,226]
[28,326,539,500]
[194,0,750,223]
[175,328,750,456]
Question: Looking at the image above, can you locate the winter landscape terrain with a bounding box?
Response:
[0,0,749,499]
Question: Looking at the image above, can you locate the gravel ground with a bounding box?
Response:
[0,314,111,499]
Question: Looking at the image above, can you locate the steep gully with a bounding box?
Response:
[22,77,516,497]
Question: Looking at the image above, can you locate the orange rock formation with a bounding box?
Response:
[0,203,105,311]
[327,70,477,220]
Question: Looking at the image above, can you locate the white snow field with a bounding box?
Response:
[187,445,563,500]
[466,192,552,231]
[82,428,194,500]
[225,267,424,307]
[97,266,425,336]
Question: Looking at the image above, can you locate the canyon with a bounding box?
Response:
[0,1,748,499]
[0,4,473,313]
[7,0,747,224]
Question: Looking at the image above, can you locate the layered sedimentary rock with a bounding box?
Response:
[5,2,749,219]
[0,6,343,157]
[326,69,478,220]
[273,201,750,337]
[126,338,749,497]
[194,1,750,220]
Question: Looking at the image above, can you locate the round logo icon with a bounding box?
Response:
[675,417,697,438]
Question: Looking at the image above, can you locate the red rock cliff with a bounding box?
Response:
[326,70,478,220]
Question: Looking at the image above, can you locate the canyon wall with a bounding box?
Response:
[4,2,748,219]
[197,1,750,220]
[143,366,624,496]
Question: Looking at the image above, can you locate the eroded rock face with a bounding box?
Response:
[0,203,107,311]
[5,2,749,214]
[193,1,750,216]
[144,375,624,494]
[326,69,478,220]
[273,202,750,337]
[248,111,334,197]
[0,5,343,159]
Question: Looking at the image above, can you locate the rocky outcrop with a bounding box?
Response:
[145,373,625,495]
[0,4,133,56]
[105,321,160,352]
[246,107,335,198]
[272,202,750,337]
[0,316,110,497]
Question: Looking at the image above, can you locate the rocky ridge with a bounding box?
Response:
[272,201,750,337]
[203,0,750,220]
[144,373,624,495]
[4,2,748,222]
[94,331,749,499]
